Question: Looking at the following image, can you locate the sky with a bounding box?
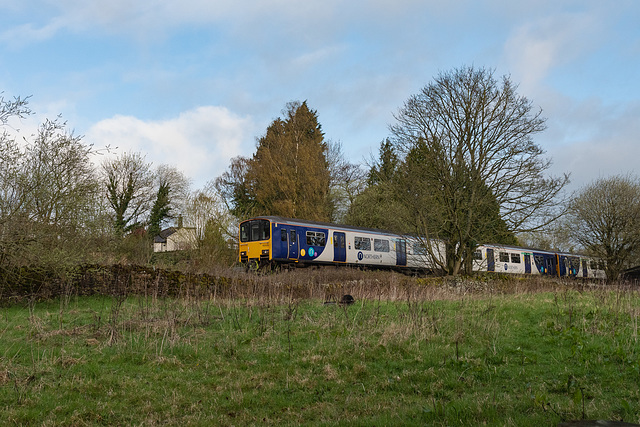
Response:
[1,0,638,194]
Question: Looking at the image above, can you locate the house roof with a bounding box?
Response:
[154,227,177,243]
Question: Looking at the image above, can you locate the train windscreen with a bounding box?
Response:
[240,219,270,242]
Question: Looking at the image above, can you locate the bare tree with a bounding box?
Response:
[185,182,237,266]
[25,117,99,227]
[0,94,32,222]
[0,93,31,126]
[214,156,256,219]
[148,164,192,237]
[567,175,640,281]
[326,140,367,223]
[102,152,153,236]
[183,183,229,239]
[1,97,108,276]
[390,66,568,275]
[154,164,191,216]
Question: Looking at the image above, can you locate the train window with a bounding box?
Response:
[306,231,326,246]
[281,229,287,242]
[374,239,390,252]
[582,260,587,270]
[251,222,260,241]
[354,236,371,251]
[413,243,428,256]
[589,260,597,270]
[261,221,270,240]
[240,222,250,242]
[473,250,483,260]
[598,260,605,270]
[241,219,270,242]
[511,253,521,264]
[499,252,509,263]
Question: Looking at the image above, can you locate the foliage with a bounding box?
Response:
[567,175,640,281]
[102,152,154,236]
[214,156,256,219]
[326,141,367,223]
[148,181,171,239]
[345,140,405,231]
[0,98,106,282]
[216,101,332,221]
[350,66,567,275]
[152,164,191,227]
[367,138,398,186]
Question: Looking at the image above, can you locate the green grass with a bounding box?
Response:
[1,281,639,425]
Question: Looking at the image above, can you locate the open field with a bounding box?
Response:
[1,270,639,425]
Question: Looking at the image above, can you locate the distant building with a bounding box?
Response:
[153,226,197,252]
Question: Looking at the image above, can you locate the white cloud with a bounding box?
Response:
[0,18,66,48]
[545,100,640,192]
[503,11,601,94]
[86,106,255,188]
[4,0,461,47]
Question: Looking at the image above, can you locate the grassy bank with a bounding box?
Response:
[1,273,639,425]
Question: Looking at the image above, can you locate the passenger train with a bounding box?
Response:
[238,216,606,279]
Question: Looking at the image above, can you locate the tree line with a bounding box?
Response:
[2,66,639,281]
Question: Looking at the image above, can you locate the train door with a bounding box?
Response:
[558,256,567,277]
[396,239,407,266]
[276,228,289,259]
[524,254,531,274]
[545,256,555,276]
[486,249,495,272]
[333,232,346,262]
[288,229,298,260]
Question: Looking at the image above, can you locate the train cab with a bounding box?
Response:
[239,218,272,265]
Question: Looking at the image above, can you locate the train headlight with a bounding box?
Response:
[262,249,269,255]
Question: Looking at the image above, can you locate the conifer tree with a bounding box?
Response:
[244,101,332,221]
[147,182,170,238]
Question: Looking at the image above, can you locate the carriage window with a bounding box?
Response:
[354,236,371,251]
[511,253,521,264]
[499,252,509,263]
[589,260,597,270]
[412,242,428,256]
[473,250,483,260]
[306,231,326,246]
[281,229,287,241]
[290,230,296,244]
[374,239,390,252]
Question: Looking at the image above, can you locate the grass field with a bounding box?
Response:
[1,272,639,425]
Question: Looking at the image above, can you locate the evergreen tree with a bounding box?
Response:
[246,101,331,221]
[346,139,404,231]
[148,181,171,238]
[367,139,398,186]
